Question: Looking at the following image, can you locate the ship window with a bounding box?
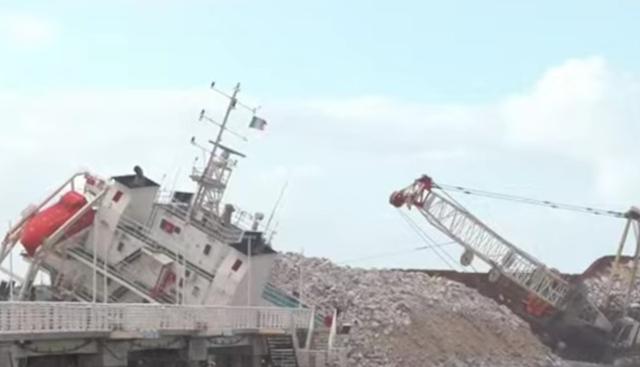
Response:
[203,244,212,255]
[231,259,243,272]
[160,219,181,235]
[192,286,201,297]
[160,219,175,234]
[117,242,125,252]
[112,191,123,203]
[185,270,191,278]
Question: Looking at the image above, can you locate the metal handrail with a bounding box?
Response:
[0,302,312,336]
[156,189,257,235]
[262,283,328,325]
[116,215,215,282]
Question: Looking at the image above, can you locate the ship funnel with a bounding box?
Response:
[222,204,235,225]
[133,166,144,186]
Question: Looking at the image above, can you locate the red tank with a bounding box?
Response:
[21,191,95,256]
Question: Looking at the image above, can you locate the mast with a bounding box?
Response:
[189,82,242,220]
[188,81,263,223]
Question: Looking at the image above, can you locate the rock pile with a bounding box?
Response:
[270,253,563,367]
[583,261,640,319]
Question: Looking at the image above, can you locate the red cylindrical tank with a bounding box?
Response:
[20,191,93,256]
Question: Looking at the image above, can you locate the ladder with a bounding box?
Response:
[266,334,299,367]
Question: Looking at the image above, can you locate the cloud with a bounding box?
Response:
[1,57,638,273]
[0,13,58,47]
[276,96,498,156]
[501,57,640,202]
[268,57,640,203]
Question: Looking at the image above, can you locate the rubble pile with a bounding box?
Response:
[583,261,640,318]
[271,253,562,367]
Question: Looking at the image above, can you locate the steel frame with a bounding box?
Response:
[395,176,611,330]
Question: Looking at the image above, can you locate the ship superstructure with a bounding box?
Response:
[0,83,346,367]
[2,83,274,308]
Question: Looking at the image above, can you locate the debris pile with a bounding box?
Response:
[583,261,640,319]
[271,253,562,367]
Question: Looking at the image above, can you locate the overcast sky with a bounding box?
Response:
[1,1,640,275]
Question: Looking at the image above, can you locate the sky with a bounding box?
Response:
[1,1,640,276]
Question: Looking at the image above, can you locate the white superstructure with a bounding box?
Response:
[1,83,276,309]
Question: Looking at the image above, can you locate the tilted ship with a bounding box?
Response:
[0,83,346,367]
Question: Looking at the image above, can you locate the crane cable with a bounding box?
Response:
[436,183,628,219]
[335,239,455,265]
[396,209,462,271]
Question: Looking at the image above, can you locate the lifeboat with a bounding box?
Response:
[20,191,95,256]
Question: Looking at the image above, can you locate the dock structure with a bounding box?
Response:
[0,301,343,366]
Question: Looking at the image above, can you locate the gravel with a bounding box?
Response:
[270,252,566,367]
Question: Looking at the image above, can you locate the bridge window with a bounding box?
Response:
[203,244,212,255]
[231,259,243,272]
[117,242,125,252]
[112,191,123,203]
[192,286,201,297]
[160,219,181,235]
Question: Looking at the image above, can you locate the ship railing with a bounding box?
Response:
[116,215,216,283]
[155,191,190,218]
[153,199,245,244]
[231,209,268,232]
[117,215,182,254]
[262,282,333,326]
[194,215,244,244]
[156,189,261,237]
[0,302,313,336]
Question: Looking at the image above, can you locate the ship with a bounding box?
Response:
[0,82,347,367]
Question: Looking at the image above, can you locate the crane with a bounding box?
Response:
[390,175,640,339]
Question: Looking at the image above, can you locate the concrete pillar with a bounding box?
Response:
[0,344,18,367]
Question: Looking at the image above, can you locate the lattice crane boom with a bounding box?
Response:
[390,175,612,331]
